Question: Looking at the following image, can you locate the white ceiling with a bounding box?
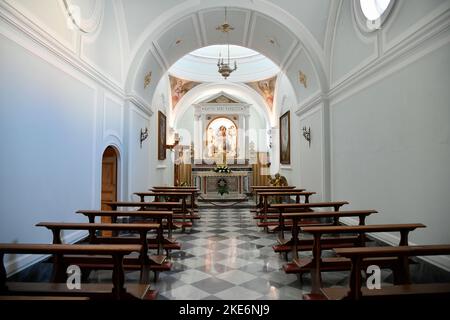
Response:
[169,45,280,82]
[145,7,303,73]
[120,0,331,52]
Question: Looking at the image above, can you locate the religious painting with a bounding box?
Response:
[280,111,291,165]
[158,111,166,160]
[206,117,238,164]
[246,76,277,110]
[169,75,201,108]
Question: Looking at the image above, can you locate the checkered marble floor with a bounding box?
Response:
[148,207,305,300]
[145,206,363,300]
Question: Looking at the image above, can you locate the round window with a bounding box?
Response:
[354,0,395,32]
[360,0,391,20]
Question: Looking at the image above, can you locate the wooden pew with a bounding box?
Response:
[269,201,350,240]
[135,192,200,221]
[75,210,180,253]
[255,191,316,230]
[153,186,199,190]
[322,245,450,300]
[151,187,200,212]
[0,244,154,300]
[35,222,169,281]
[278,210,378,260]
[0,296,90,300]
[300,223,426,295]
[250,186,297,209]
[104,201,192,230]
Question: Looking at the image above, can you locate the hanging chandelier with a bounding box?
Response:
[216,7,237,80]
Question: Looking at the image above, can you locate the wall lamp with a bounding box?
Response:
[302,126,311,147]
[140,128,148,148]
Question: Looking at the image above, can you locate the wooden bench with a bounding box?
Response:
[277,210,378,258]
[0,244,154,300]
[300,223,426,294]
[35,222,169,282]
[269,201,350,239]
[135,192,200,221]
[321,245,450,300]
[255,191,316,230]
[76,210,180,253]
[0,295,91,300]
[104,201,192,231]
[151,187,200,211]
[251,186,297,209]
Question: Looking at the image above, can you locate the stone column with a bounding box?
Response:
[194,113,202,164]
[237,115,245,164]
[244,114,250,163]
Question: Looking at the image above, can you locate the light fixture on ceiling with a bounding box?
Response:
[216,7,237,80]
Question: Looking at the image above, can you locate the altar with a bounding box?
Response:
[192,166,252,200]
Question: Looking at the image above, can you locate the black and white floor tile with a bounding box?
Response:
[151,207,309,300]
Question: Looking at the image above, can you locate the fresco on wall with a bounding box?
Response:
[169,75,201,108]
[245,76,277,110]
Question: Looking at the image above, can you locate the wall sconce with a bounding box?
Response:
[165,132,180,151]
[302,126,311,147]
[140,128,148,148]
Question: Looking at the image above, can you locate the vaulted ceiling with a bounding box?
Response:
[120,0,331,55]
[27,0,335,108]
[118,0,333,108]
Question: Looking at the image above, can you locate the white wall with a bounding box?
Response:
[127,104,151,200]
[150,75,174,186]
[298,106,324,201]
[331,42,450,266]
[324,0,450,270]
[0,3,153,274]
[0,32,96,272]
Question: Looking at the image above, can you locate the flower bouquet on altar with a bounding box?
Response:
[213,165,232,174]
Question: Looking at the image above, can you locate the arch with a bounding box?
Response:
[171,82,273,129]
[207,116,238,132]
[124,1,329,102]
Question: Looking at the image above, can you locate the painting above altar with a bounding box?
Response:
[206,117,238,164]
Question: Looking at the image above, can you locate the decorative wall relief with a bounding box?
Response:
[169,75,201,108]
[144,71,152,89]
[245,76,277,110]
[299,71,307,88]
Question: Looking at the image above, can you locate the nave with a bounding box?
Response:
[1,0,450,307]
[6,200,450,301]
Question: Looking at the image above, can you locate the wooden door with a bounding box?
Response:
[101,147,118,236]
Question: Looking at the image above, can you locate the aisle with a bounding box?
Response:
[153,207,309,300]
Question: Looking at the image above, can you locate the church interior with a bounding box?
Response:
[0,0,450,304]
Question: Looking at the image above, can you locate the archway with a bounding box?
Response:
[124,3,329,103]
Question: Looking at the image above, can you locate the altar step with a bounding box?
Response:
[198,199,256,209]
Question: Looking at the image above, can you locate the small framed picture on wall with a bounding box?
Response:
[158,111,167,160]
[279,111,291,165]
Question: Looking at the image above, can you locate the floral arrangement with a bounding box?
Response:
[217,178,229,196]
[213,165,232,174]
